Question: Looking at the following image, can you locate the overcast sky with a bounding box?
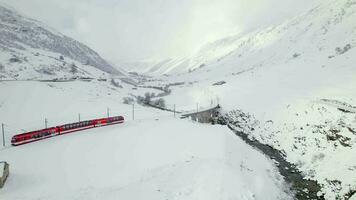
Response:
[0,0,321,63]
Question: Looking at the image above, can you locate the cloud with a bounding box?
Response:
[0,0,321,62]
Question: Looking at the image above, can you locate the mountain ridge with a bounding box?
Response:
[0,4,123,79]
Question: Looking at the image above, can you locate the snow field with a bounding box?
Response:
[0,117,291,200]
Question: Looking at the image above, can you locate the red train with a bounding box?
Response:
[11,116,124,146]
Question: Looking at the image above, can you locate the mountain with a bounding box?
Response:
[142,0,356,199]
[134,0,355,76]
[0,5,123,80]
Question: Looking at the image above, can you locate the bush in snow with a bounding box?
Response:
[123,97,134,104]
[152,98,166,108]
[37,68,55,75]
[111,79,123,88]
[136,92,159,106]
[9,56,21,63]
[143,92,156,104]
[336,44,352,55]
[293,53,301,58]
[70,63,78,74]
[136,96,145,104]
[0,63,4,71]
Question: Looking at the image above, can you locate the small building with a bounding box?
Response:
[0,161,9,188]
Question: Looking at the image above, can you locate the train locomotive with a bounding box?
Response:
[11,116,124,146]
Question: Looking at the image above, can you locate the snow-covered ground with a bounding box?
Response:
[0,162,4,178]
[0,116,291,200]
[0,79,293,200]
[129,0,356,199]
[1,0,356,199]
[0,80,166,141]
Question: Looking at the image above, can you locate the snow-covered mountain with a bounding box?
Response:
[134,0,355,77]
[138,0,356,199]
[0,5,123,80]
[1,1,356,200]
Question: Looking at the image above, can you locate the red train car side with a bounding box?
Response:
[11,116,124,146]
[11,127,58,146]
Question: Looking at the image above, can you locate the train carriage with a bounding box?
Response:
[11,116,124,146]
[11,127,59,146]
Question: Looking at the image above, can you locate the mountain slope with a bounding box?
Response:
[137,0,355,76]
[0,5,122,79]
[145,0,356,199]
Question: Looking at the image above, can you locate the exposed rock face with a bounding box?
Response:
[0,161,9,188]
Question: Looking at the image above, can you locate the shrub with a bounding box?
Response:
[9,56,21,63]
[111,79,123,88]
[123,97,134,104]
[70,63,78,74]
[153,98,166,108]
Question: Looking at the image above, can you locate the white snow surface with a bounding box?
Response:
[1,0,356,199]
[0,162,4,177]
[0,119,291,200]
[0,80,291,200]
[127,0,356,199]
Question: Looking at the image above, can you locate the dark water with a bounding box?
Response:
[222,121,324,200]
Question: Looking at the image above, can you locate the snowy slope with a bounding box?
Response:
[136,0,356,76]
[137,0,356,199]
[1,0,356,199]
[0,117,291,200]
[0,4,123,79]
[0,77,292,200]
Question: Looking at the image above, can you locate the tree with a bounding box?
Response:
[123,97,134,104]
[136,96,145,104]
[70,63,78,74]
[154,98,166,108]
[144,92,152,104]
